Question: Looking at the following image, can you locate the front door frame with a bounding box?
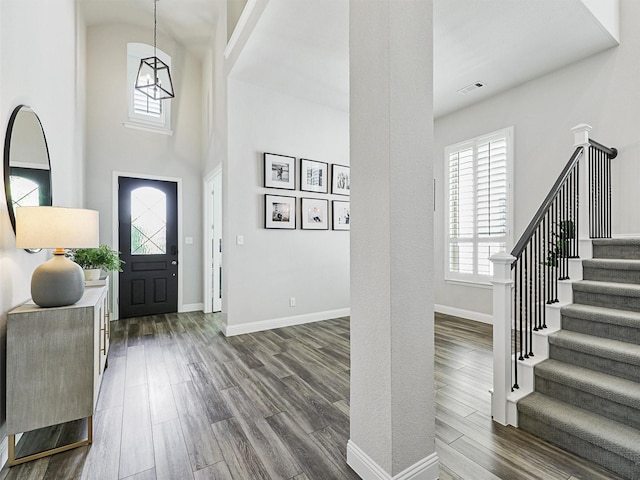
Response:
[203,166,222,313]
[112,171,183,320]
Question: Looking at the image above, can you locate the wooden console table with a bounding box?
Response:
[6,283,110,466]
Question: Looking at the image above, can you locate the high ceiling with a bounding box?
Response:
[79,0,224,54]
[80,0,620,117]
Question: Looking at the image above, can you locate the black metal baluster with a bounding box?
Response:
[518,257,524,362]
[607,151,612,237]
[513,261,519,390]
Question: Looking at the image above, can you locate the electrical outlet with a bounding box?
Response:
[289,297,296,307]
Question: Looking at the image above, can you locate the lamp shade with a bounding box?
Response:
[16,207,99,249]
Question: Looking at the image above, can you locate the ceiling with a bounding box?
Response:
[80,0,619,117]
[79,0,224,54]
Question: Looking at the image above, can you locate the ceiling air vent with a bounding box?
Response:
[458,82,485,95]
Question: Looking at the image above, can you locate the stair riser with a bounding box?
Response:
[549,344,640,383]
[562,315,640,345]
[593,244,640,260]
[535,376,640,430]
[518,413,639,480]
[583,266,640,285]
[573,289,640,313]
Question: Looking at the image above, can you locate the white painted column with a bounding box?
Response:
[490,252,516,426]
[571,124,592,257]
[348,1,438,479]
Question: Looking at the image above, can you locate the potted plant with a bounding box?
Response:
[68,244,124,281]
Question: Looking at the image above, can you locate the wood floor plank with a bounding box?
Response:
[193,461,233,480]
[119,384,155,478]
[221,386,302,479]
[178,413,224,472]
[152,419,193,480]
[148,381,179,426]
[309,426,360,479]
[265,412,352,480]
[4,457,49,480]
[124,345,147,388]
[187,362,233,424]
[79,406,123,480]
[121,468,156,480]
[96,355,126,412]
[162,343,192,385]
[210,418,271,480]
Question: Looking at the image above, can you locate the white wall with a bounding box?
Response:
[84,23,204,310]
[435,0,639,319]
[0,0,82,442]
[224,78,350,332]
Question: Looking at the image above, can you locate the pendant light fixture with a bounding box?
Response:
[135,0,175,100]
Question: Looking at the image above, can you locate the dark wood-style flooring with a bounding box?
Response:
[0,312,625,480]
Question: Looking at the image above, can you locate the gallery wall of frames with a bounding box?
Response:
[263,152,350,231]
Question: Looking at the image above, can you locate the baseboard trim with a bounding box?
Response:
[435,304,492,324]
[181,303,204,313]
[346,440,439,480]
[223,308,350,336]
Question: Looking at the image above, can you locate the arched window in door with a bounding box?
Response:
[10,175,40,209]
[131,186,167,255]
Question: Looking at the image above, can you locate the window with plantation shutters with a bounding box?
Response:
[445,127,513,283]
[125,43,172,134]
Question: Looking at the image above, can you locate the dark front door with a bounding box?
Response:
[118,176,178,318]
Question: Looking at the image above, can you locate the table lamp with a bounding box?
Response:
[16,206,99,307]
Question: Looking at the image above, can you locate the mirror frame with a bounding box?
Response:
[3,105,53,252]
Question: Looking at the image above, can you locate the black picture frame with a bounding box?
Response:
[331,164,350,196]
[332,200,350,231]
[301,197,329,230]
[300,158,328,194]
[264,153,296,190]
[265,194,296,229]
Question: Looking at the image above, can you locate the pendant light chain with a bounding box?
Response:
[154,0,158,61]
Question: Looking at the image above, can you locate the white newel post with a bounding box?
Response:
[491,251,516,426]
[572,124,592,255]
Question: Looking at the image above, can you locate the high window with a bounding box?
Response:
[126,43,172,134]
[445,127,513,284]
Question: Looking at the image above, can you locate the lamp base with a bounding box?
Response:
[31,253,85,307]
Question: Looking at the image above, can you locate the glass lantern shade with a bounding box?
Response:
[135,56,174,100]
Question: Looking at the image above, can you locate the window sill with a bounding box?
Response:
[444,278,493,289]
[123,121,173,136]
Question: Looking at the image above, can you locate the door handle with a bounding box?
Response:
[171,261,177,265]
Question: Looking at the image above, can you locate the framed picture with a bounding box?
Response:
[332,200,350,230]
[300,159,328,193]
[331,164,350,196]
[265,194,296,229]
[264,153,296,190]
[301,198,329,230]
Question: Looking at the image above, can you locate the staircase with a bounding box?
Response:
[517,239,640,480]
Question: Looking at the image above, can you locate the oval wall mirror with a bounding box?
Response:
[3,105,52,252]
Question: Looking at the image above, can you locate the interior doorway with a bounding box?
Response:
[204,168,222,313]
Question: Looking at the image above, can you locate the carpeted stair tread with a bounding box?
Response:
[583,259,640,270]
[592,239,640,247]
[561,304,640,329]
[573,280,640,298]
[549,330,640,366]
[518,392,640,463]
[535,359,640,410]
